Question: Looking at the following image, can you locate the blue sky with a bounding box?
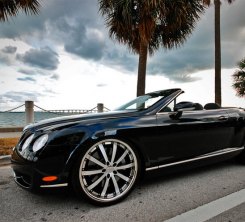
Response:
[0,0,244,111]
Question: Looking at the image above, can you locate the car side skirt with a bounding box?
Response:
[40,183,68,188]
[145,146,244,171]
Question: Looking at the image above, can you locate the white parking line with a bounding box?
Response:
[164,188,245,222]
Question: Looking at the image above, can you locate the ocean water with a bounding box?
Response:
[0,112,75,127]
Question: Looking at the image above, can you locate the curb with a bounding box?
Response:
[0,127,23,133]
[0,155,11,166]
[0,132,22,139]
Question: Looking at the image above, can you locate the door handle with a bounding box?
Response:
[218,116,228,121]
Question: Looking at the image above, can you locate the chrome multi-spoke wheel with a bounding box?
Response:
[73,138,139,205]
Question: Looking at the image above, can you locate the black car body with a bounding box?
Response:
[11,88,245,205]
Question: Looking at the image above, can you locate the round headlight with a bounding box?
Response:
[33,134,49,152]
[22,134,34,151]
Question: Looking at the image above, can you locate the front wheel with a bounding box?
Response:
[72,138,140,206]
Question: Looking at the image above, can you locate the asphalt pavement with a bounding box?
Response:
[1,160,245,222]
[0,156,11,167]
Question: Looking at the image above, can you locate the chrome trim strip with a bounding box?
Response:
[14,177,30,189]
[146,147,244,171]
[40,183,68,188]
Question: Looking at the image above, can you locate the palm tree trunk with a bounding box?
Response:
[137,43,148,96]
[214,0,222,105]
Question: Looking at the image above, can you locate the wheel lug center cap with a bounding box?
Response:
[105,166,115,173]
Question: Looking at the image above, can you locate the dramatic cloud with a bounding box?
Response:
[18,68,37,76]
[17,77,36,82]
[103,48,138,73]
[0,53,10,64]
[18,68,51,76]
[148,44,213,78]
[1,91,43,103]
[1,46,17,54]
[0,0,244,84]
[167,73,201,83]
[50,74,59,80]
[16,47,59,70]
[49,17,106,61]
[0,0,100,38]
[64,27,106,61]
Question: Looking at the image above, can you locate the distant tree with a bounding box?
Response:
[203,0,235,105]
[99,0,205,96]
[0,0,40,21]
[232,58,245,98]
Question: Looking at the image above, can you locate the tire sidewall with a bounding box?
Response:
[71,137,141,206]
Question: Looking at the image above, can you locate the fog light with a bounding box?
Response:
[42,176,58,182]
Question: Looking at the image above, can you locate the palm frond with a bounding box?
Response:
[99,0,205,55]
[19,0,40,15]
[0,0,40,21]
[232,58,245,97]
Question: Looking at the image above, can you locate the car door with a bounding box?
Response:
[153,108,233,164]
[225,108,245,147]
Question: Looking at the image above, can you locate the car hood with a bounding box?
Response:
[24,110,140,132]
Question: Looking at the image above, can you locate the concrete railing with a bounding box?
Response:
[24,102,106,124]
[0,127,23,132]
[97,103,104,113]
[25,101,34,125]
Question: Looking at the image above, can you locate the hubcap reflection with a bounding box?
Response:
[79,139,138,202]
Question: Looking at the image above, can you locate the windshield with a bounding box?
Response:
[115,89,180,111]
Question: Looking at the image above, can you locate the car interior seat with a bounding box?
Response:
[193,103,203,110]
[204,103,221,110]
[161,106,172,112]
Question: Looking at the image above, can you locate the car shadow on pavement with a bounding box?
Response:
[30,159,242,205]
[142,159,239,186]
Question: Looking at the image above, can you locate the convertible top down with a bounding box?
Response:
[11,88,245,205]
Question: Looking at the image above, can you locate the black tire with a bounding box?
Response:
[72,138,140,206]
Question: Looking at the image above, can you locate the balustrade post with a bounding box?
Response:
[25,101,34,124]
[97,103,104,113]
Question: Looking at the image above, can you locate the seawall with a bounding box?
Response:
[0,127,23,138]
[0,127,23,133]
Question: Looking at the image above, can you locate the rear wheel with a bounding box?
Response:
[72,138,140,205]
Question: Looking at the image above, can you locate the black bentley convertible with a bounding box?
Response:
[11,88,245,205]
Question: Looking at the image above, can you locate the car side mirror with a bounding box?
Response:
[169,102,195,120]
[169,111,183,120]
[169,107,195,120]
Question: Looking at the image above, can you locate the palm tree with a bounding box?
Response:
[0,0,40,22]
[232,58,245,98]
[203,0,235,106]
[99,0,205,96]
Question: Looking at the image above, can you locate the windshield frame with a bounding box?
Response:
[115,88,181,111]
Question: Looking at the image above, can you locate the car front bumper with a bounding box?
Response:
[11,147,69,190]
